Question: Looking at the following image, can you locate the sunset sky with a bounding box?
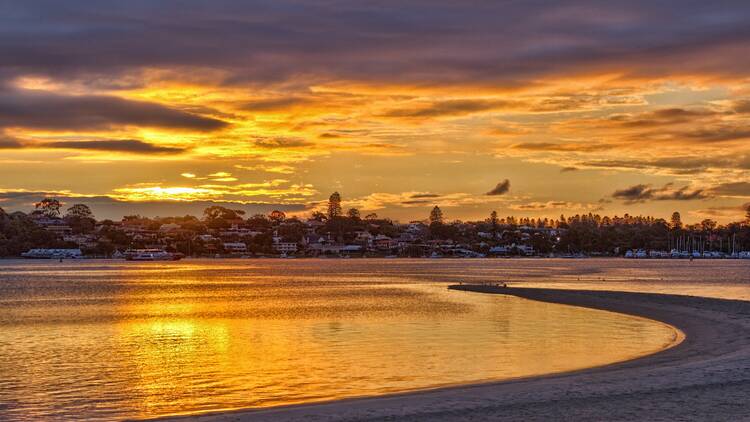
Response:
[1,1,750,222]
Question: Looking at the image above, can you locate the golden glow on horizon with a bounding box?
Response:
[110,180,316,203]
[2,69,750,221]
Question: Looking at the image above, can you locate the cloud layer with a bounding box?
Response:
[487,180,511,196]
[2,1,750,221]
[612,183,708,203]
[0,88,227,131]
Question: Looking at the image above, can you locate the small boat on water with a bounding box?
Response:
[124,249,183,261]
[21,248,83,259]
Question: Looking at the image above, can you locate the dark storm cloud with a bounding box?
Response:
[0,134,187,154]
[486,179,511,196]
[611,108,715,128]
[696,202,750,218]
[2,1,750,88]
[241,97,313,111]
[612,183,708,203]
[0,137,23,149]
[381,99,517,118]
[42,140,187,154]
[401,193,440,205]
[708,182,750,197]
[512,142,611,153]
[680,127,750,143]
[613,184,653,202]
[0,89,227,131]
[580,154,750,173]
[253,137,311,148]
[733,99,750,114]
[515,201,568,210]
[666,186,709,201]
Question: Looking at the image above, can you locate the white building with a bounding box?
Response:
[374,234,395,250]
[63,234,98,249]
[219,228,262,238]
[222,242,247,253]
[354,231,374,246]
[273,242,298,253]
[159,223,181,232]
[514,244,534,255]
[45,225,73,236]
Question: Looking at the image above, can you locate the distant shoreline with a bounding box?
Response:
[160,287,750,422]
[5,255,750,261]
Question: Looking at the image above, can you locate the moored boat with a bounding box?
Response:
[123,249,183,261]
[21,248,83,259]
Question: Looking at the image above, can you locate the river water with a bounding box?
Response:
[3,258,740,420]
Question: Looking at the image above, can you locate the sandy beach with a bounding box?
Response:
[161,286,750,422]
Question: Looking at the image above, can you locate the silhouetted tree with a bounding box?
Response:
[65,204,93,219]
[429,206,444,225]
[327,192,342,220]
[203,206,245,229]
[488,210,499,237]
[310,211,327,222]
[203,206,245,221]
[64,204,96,234]
[671,212,682,230]
[701,219,717,232]
[268,210,286,224]
[0,211,64,256]
[34,198,62,218]
[347,208,361,220]
[246,214,272,230]
[277,219,305,242]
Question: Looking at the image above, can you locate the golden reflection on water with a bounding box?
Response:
[0,259,699,420]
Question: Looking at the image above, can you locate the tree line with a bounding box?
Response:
[1,193,750,257]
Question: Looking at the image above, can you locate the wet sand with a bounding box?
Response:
[163,286,750,421]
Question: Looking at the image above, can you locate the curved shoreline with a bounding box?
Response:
[161,287,750,421]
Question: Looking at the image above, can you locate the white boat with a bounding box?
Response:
[124,249,182,261]
[21,248,83,259]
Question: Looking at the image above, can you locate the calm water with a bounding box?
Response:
[2,258,745,420]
